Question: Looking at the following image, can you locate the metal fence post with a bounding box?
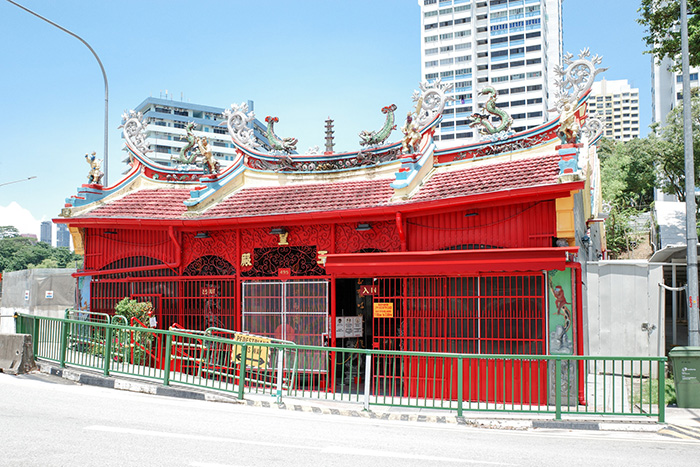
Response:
[555,358,562,420]
[103,325,112,377]
[163,333,172,386]
[364,353,371,411]
[32,317,39,357]
[275,348,284,404]
[237,344,247,400]
[59,317,69,368]
[658,359,666,424]
[457,356,464,417]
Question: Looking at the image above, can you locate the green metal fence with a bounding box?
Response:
[15,313,667,422]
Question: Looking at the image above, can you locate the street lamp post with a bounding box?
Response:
[680,0,700,346]
[6,0,109,186]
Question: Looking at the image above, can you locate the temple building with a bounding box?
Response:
[55,51,606,401]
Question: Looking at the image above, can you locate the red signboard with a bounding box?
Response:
[201,286,217,296]
[278,268,291,277]
[359,285,378,296]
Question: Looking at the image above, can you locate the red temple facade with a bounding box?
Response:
[56,66,606,401]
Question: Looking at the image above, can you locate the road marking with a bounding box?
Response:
[658,425,700,441]
[323,446,518,465]
[86,425,516,464]
[85,425,308,450]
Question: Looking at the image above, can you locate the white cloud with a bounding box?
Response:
[0,202,43,238]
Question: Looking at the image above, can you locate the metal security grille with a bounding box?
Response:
[90,277,236,331]
[242,280,329,372]
[372,274,546,355]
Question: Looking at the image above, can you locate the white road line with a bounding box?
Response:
[323,446,519,465]
[84,425,310,450]
[85,425,517,465]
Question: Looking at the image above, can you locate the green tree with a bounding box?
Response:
[0,226,83,272]
[0,225,20,239]
[598,137,658,209]
[638,0,700,69]
[654,91,700,201]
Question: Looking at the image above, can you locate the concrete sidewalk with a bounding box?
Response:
[31,360,700,435]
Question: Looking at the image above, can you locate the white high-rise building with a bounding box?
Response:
[419,0,563,147]
[588,79,640,141]
[652,55,700,127]
[128,97,271,167]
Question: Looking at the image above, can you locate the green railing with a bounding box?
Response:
[15,313,667,422]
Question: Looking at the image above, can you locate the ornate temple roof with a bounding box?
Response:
[68,153,568,223]
[58,51,607,226]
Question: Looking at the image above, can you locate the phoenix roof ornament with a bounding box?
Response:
[223,102,260,149]
[551,48,607,113]
[119,110,151,155]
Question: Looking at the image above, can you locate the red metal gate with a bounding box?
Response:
[241,279,329,372]
[372,274,547,403]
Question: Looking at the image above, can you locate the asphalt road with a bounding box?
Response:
[1,372,699,466]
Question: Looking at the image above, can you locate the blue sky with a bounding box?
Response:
[0,0,652,241]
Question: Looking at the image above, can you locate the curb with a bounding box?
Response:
[33,361,664,433]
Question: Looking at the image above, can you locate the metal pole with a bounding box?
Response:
[681,0,700,346]
[6,0,109,185]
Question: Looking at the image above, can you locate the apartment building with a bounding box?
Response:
[419,0,563,147]
[589,79,640,141]
[129,97,270,167]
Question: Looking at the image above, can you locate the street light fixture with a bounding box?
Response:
[0,176,37,188]
[7,0,110,186]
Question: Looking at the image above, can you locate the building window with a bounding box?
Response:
[511,100,526,106]
[527,98,543,104]
[456,30,471,38]
[425,35,438,43]
[455,17,470,25]
[440,58,454,65]
[455,42,471,50]
[492,63,509,70]
[526,58,542,65]
[511,86,525,93]
[526,31,541,38]
[425,47,438,55]
[173,122,185,129]
[439,7,453,14]
[439,20,453,27]
[527,71,542,78]
[440,45,454,52]
[424,10,438,17]
[424,0,437,5]
[492,36,508,45]
[527,111,543,118]
[510,47,524,55]
[173,109,189,116]
[493,75,510,83]
[526,44,541,52]
[510,60,524,67]
[425,72,439,80]
[456,55,472,62]
[440,70,454,78]
[425,60,439,67]
[526,84,542,91]
[456,68,472,75]
[511,73,525,80]
[425,23,438,30]
[440,33,454,40]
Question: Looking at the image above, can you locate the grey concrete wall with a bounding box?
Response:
[0,269,76,333]
[586,261,664,377]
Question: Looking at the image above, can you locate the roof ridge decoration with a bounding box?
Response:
[468,86,514,140]
[413,78,454,126]
[359,104,397,147]
[264,116,298,154]
[120,110,151,156]
[552,48,607,114]
[225,80,451,173]
[223,102,260,149]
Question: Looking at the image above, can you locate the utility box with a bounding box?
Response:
[668,346,700,408]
